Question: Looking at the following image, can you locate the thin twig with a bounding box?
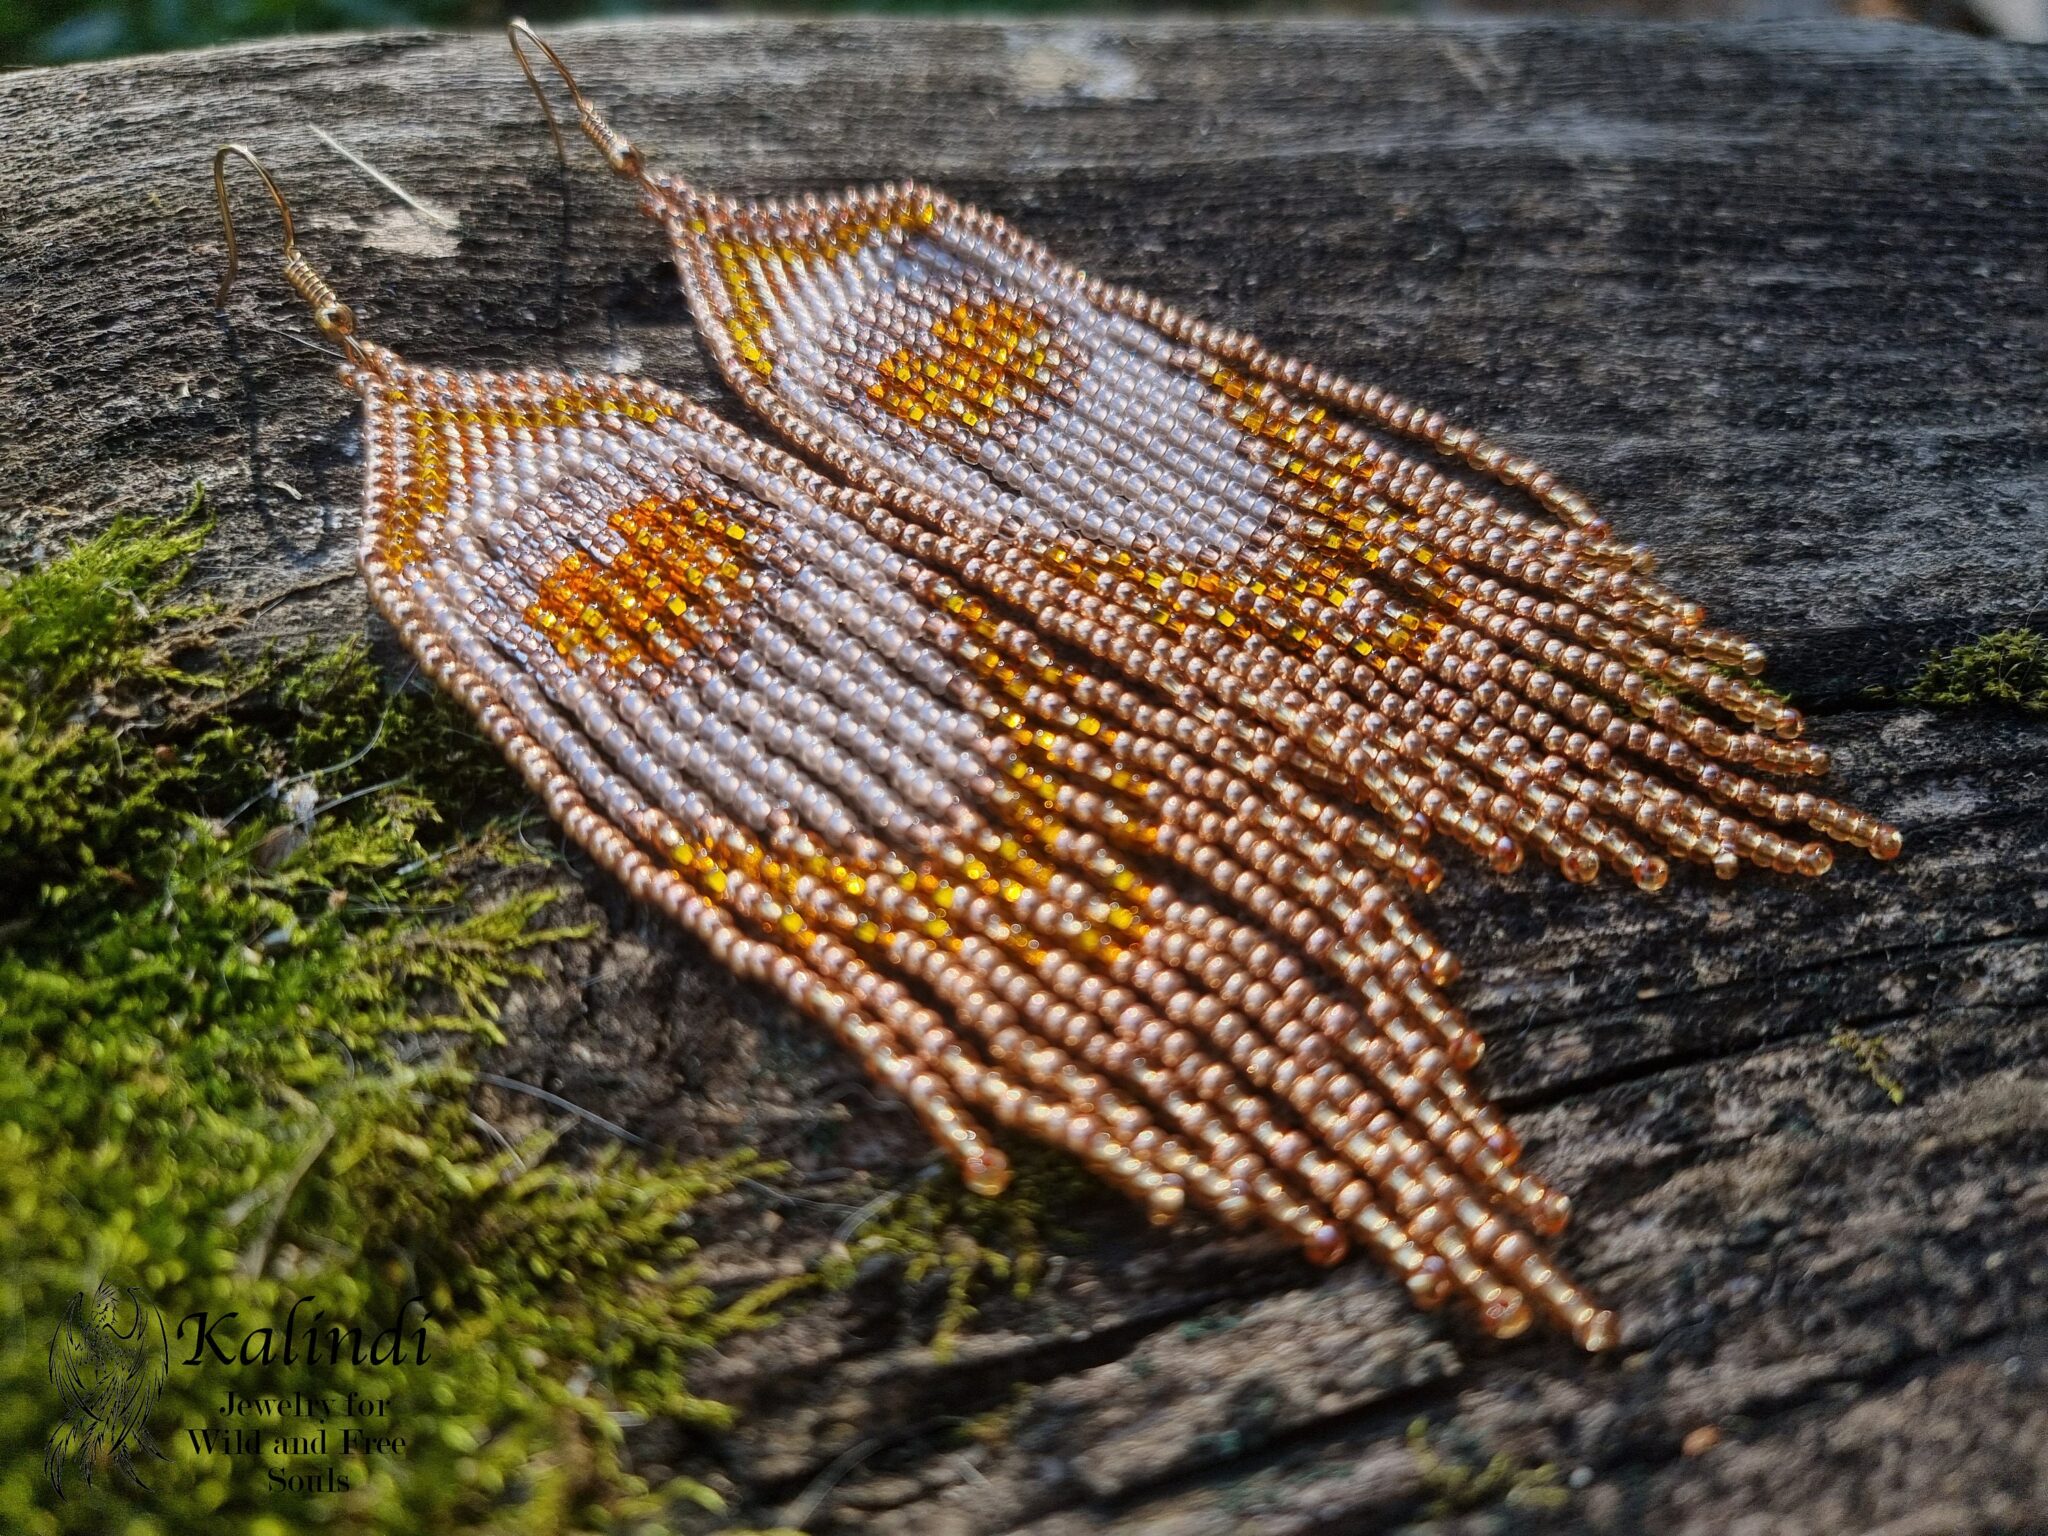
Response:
[286,663,419,792]
[238,1119,337,1278]
[833,1161,946,1242]
[307,776,407,820]
[224,666,420,830]
[780,1436,891,1531]
[474,1072,648,1147]
[736,1176,863,1217]
[152,570,357,657]
[468,1111,530,1175]
[834,1186,908,1245]
[309,126,460,230]
[247,569,360,615]
[245,320,349,360]
[310,1029,358,1081]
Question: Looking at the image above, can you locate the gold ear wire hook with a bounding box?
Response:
[213,143,295,310]
[507,19,644,179]
[213,143,367,362]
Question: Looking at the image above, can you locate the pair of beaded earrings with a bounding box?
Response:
[212,21,1900,1353]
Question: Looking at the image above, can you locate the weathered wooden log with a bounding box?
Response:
[2,18,2045,1533]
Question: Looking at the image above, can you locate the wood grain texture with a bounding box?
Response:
[3,18,2046,1533]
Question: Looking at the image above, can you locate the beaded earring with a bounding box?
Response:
[214,142,1615,1345]
[509,24,1900,883]
[495,28,1906,1343]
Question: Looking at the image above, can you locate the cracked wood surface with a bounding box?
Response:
[3,17,2046,1534]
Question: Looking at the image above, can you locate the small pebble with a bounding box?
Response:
[1681,1425,1722,1457]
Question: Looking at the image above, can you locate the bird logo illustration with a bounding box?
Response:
[45,1284,169,1496]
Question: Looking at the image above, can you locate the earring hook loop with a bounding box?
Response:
[212,143,368,363]
[507,18,644,179]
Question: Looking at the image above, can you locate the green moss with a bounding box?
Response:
[819,1148,1091,1361]
[1830,1029,1907,1106]
[0,500,799,1534]
[1407,1419,1567,1519]
[954,1385,1035,1448]
[1734,668,1791,704]
[1907,628,2048,714]
[1641,662,1790,708]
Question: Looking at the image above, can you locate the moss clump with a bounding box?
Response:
[1830,1028,1907,1106]
[820,1148,1093,1361]
[1907,628,2048,714]
[1177,1312,1241,1342]
[0,501,792,1534]
[955,1385,1035,1447]
[1407,1419,1567,1519]
[1736,669,1792,704]
[1644,663,1790,708]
